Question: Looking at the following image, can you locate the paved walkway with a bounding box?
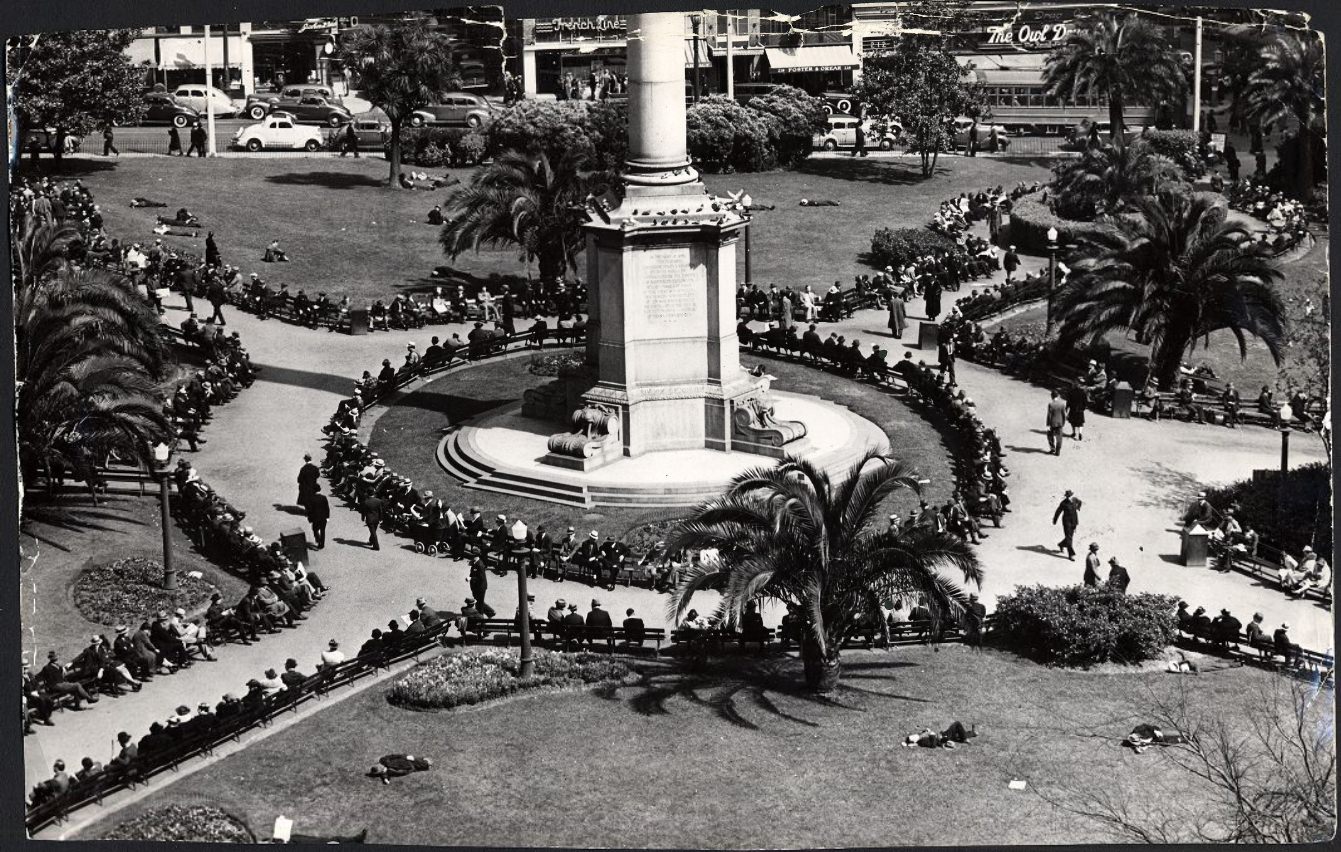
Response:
[25,197,1331,795]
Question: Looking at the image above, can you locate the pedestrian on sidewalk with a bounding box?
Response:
[1083,542,1101,586]
[1045,389,1067,454]
[1003,245,1020,282]
[297,453,321,510]
[1106,556,1130,593]
[361,492,384,550]
[1053,490,1082,561]
[887,294,906,339]
[304,485,330,550]
[339,122,360,158]
[102,124,119,157]
[168,125,183,156]
[1065,382,1088,441]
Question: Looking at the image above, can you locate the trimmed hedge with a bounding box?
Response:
[1204,462,1332,559]
[868,227,957,270]
[388,127,489,167]
[1140,129,1205,178]
[387,648,632,710]
[103,805,253,842]
[1007,198,1117,253]
[992,585,1178,667]
[71,556,218,628]
[686,96,777,172]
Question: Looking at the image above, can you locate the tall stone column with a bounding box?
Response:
[624,13,697,188]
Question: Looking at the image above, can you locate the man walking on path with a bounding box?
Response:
[187,122,207,158]
[361,492,384,551]
[1045,389,1067,454]
[102,124,119,157]
[1107,556,1130,593]
[339,122,360,158]
[305,484,330,550]
[1083,542,1101,587]
[1053,490,1082,561]
[1003,245,1020,282]
[207,273,227,325]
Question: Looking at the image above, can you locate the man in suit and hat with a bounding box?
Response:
[1052,490,1082,560]
[296,453,320,510]
[1083,542,1102,587]
[1045,389,1068,455]
[361,491,384,551]
[1106,556,1130,593]
[469,556,495,616]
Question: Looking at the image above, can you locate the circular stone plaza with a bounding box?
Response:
[13,7,1333,848]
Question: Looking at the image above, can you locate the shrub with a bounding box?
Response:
[868,227,957,270]
[1140,129,1205,177]
[103,805,253,842]
[992,585,1178,667]
[387,648,632,710]
[1007,198,1117,253]
[745,84,828,168]
[389,127,464,165]
[1203,462,1331,558]
[686,96,776,172]
[487,99,599,166]
[416,142,447,167]
[72,556,218,627]
[457,129,489,165]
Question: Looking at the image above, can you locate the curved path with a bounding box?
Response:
[26,210,1331,804]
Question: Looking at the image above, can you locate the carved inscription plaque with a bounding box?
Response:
[641,246,702,327]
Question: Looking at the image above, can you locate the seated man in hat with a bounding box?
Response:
[37,651,98,708]
[72,635,141,695]
[170,608,216,660]
[571,530,602,581]
[263,239,290,262]
[150,612,192,667]
[318,639,346,670]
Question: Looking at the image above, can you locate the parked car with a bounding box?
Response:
[345,116,389,149]
[408,92,494,128]
[813,114,903,151]
[951,117,1011,150]
[244,85,344,120]
[275,95,351,127]
[822,92,858,116]
[233,115,325,151]
[20,128,81,156]
[172,85,238,118]
[135,92,199,128]
[1060,120,1143,150]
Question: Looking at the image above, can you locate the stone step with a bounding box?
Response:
[463,478,593,509]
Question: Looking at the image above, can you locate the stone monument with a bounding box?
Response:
[542,12,803,468]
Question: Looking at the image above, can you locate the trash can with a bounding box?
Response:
[348,307,370,335]
[280,528,310,567]
[1111,381,1133,419]
[918,321,939,351]
[1180,523,1209,567]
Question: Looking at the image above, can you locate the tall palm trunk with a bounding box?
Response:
[1295,124,1316,201]
[537,244,567,283]
[387,116,404,189]
[1109,91,1127,148]
[801,635,842,693]
[1153,322,1196,388]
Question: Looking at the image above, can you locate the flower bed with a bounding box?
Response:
[71,556,218,627]
[102,804,254,842]
[387,648,632,710]
[527,351,587,378]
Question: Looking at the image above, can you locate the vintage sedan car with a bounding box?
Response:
[408,92,494,128]
[244,85,344,120]
[136,92,199,128]
[171,85,238,118]
[346,116,389,149]
[813,114,903,151]
[232,115,325,151]
[951,117,1012,150]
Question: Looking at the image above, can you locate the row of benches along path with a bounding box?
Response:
[24,198,1331,809]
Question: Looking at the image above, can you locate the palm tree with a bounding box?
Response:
[666,451,983,693]
[439,148,607,282]
[1246,31,1326,200]
[1054,190,1285,389]
[1216,27,1270,132]
[1044,12,1187,146]
[337,19,459,189]
[1051,140,1187,220]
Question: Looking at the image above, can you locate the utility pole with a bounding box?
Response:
[691,15,701,104]
[725,11,734,101]
[204,24,217,156]
[1192,16,1203,132]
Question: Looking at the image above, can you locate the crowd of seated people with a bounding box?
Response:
[1174,601,1316,669]
[1229,178,1312,255]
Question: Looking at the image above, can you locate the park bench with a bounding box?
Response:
[1176,625,1334,681]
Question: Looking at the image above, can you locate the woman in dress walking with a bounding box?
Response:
[887,295,906,339]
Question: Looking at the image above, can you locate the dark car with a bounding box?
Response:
[244,85,344,121]
[282,95,352,127]
[408,92,494,128]
[345,117,388,149]
[138,92,200,128]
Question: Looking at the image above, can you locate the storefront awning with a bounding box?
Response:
[684,40,713,67]
[764,44,857,74]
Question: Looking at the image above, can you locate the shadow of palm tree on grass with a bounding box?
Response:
[597,655,927,730]
[264,171,385,189]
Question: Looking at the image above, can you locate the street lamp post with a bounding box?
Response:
[511,521,535,678]
[741,193,754,287]
[152,442,176,590]
[1279,402,1294,474]
[1045,226,1059,337]
[691,16,702,104]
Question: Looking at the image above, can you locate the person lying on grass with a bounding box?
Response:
[130,197,168,208]
[1123,724,1187,754]
[367,754,433,784]
[799,198,840,207]
[902,721,977,749]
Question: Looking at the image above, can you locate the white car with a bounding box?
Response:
[233,115,325,152]
[172,85,238,118]
[813,115,904,151]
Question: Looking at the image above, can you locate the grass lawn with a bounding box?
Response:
[51,155,1055,307]
[19,494,249,664]
[368,349,958,541]
[76,645,1290,847]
